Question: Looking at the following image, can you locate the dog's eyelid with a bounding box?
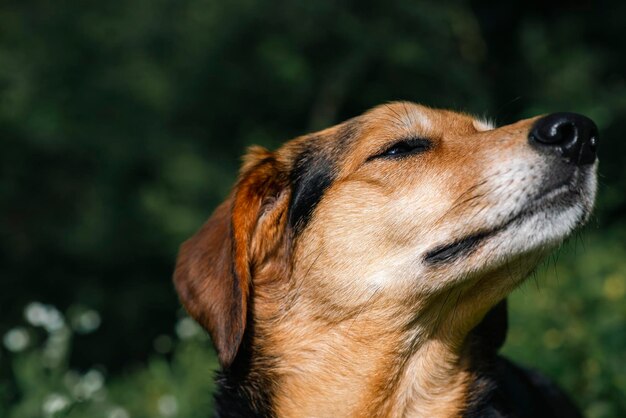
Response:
[367,137,432,161]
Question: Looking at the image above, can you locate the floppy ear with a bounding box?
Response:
[173,147,289,367]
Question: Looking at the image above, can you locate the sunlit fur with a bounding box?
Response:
[175,102,597,417]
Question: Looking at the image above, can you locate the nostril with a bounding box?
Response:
[554,122,576,146]
[529,112,598,166]
[533,119,577,146]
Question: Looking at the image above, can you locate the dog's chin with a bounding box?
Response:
[424,166,597,272]
[488,168,597,261]
[484,197,586,263]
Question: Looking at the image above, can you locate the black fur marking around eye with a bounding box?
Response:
[288,146,335,233]
[288,120,358,234]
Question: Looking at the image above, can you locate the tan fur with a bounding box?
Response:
[175,102,589,417]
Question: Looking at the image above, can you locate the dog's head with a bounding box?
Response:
[174,102,598,367]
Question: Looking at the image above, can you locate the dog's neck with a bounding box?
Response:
[214,292,507,418]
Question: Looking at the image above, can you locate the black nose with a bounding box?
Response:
[529,112,598,166]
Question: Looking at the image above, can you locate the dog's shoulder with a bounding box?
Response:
[465,301,582,418]
[466,356,583,418]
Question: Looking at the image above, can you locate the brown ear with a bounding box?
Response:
[173,148,289,367]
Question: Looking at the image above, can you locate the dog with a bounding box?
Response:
[174,102,597,417]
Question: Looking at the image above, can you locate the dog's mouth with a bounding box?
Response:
[424,173,585,265]
[424,230,493,264]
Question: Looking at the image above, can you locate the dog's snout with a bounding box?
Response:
[529,112,598,166]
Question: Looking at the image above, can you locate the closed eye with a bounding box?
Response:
[368,138,432,161]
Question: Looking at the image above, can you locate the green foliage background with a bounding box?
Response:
[0,0,625,417]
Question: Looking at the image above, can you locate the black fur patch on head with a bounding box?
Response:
[288,119,358,234]
[288,145,335,233]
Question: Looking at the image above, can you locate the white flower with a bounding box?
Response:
[3,327,29,352]
[73,369,105,400]
[108,407,130,418]
[157,394,178,416]
[24,302,47,326]
[83,369,104,393]
[42,306,65,333]
[42,393,71,417]
[24,302,65,333]
[175,317,201,339]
